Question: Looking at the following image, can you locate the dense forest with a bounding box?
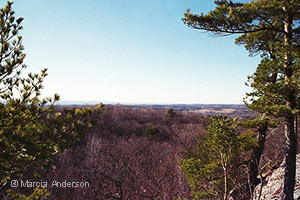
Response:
[5,105,297,199]
[1,0,300,199]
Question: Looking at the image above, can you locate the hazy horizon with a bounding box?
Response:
[56,100,245,106]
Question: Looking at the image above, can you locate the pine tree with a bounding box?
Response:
[0,2,102,199]
[180,115,256,200]
[183,1,300,199]
[167,108,176,119]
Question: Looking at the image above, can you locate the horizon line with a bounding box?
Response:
[55,100,245,106]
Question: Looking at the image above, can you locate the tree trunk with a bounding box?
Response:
[222,155,228,200]
[249,121,268,193]
[282,116,297,200]
[282,8,298,200]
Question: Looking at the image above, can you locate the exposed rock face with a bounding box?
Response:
[253,154,300,200]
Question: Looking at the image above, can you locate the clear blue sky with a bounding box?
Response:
[7,0,259,104]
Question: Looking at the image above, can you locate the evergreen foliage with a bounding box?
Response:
[167,108,176,119]
[144,126,159,137]
[180,115,256,200]
[0,2,102,199]
[183,1,300,198]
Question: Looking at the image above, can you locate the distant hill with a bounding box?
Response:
[126,104,251,116]
[55,101,251,116]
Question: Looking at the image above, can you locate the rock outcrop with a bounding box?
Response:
[253,154,300,200]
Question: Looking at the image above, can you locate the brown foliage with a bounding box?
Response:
[42,105,206,199]
[18,105,300,199]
